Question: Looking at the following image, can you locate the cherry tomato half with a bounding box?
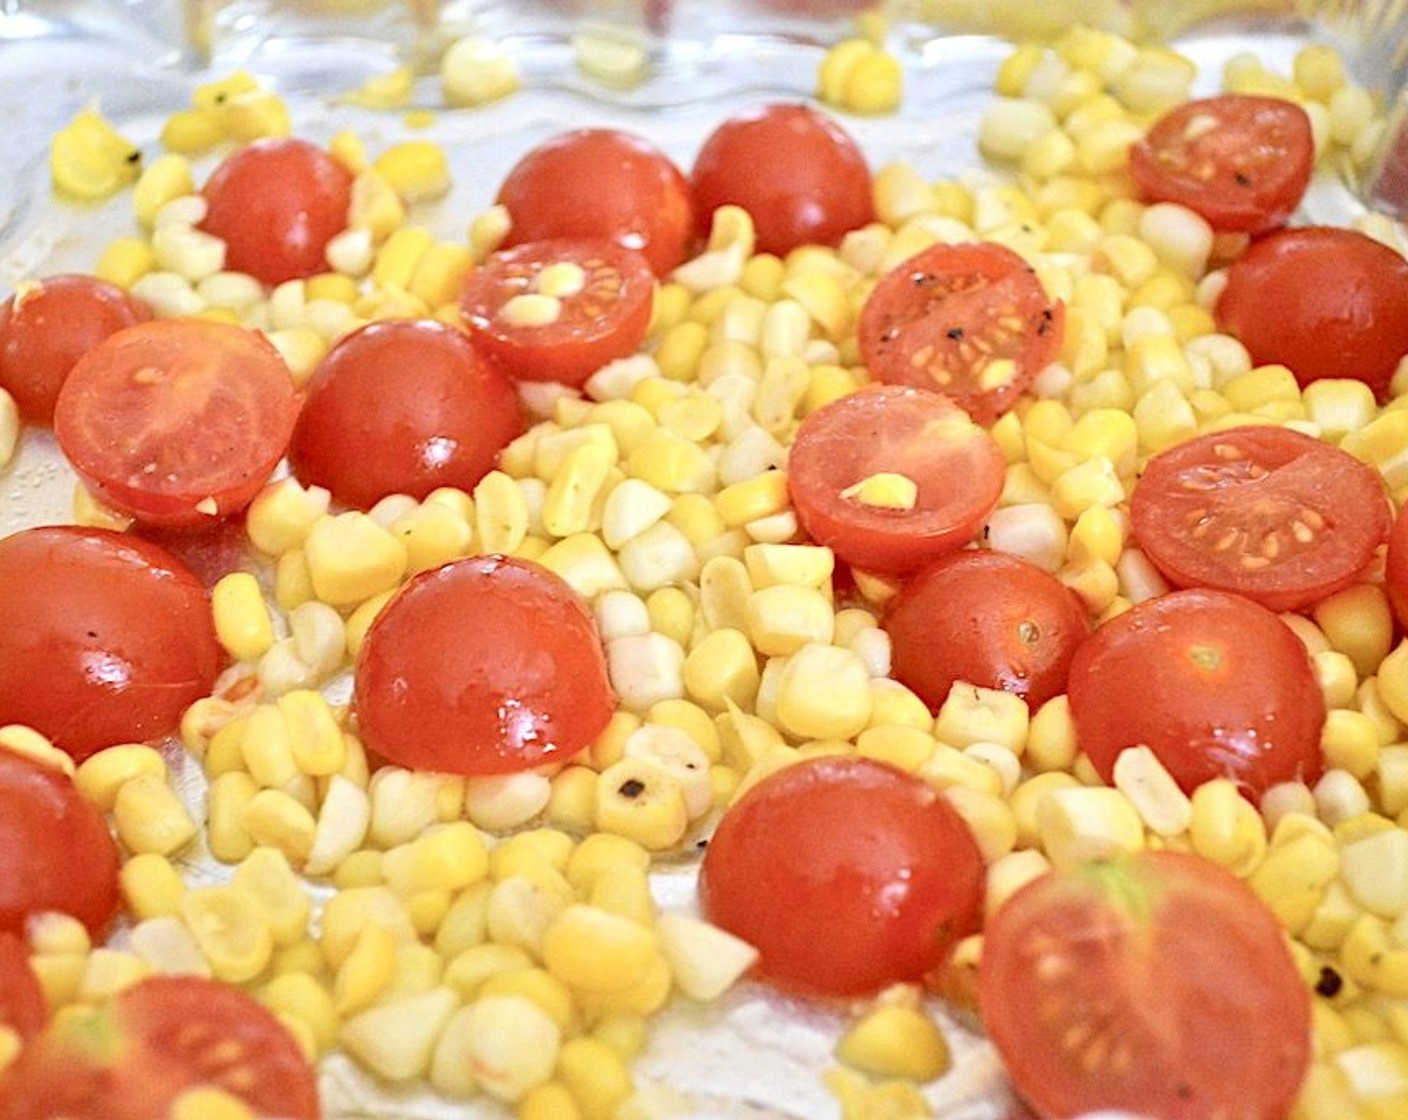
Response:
[461,238,656,386]
[0,526,223,761]
[1385,500,1408,630]
[1068,588,1326,797]
[884,549,1090,711]
[857,241,1065,425]
[787,384,1006,575]
[1128,94,1314,234]
[355,555,614,775]
[690,103,874,256]
[496,129,695,276]
[1130,425,1390,613]
[0,749,120,939]
[1215,226,1408,398]
[0,275,150,423]
[980,850,1311,1120]
[0,976,321,1120]
[0,934,47,1043]
[699,755,984,998]
[290,318,523,510]
[53,319,300,527]
[200,137,352,286]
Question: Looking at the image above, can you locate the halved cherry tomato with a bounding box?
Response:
[461,238,655,386]
[699,756,984,998]
[0,749,120,938]
[1068,588,1325,796]
[0,526,223,762]
[0,274,150,423]
[53,319,300,527]
[1215,226,1408,398]
[0,976,321,1120]
[355,555,614,775]
[290,318,523,510]
[0,934,47,1042]
[787,383,1006,575]
[980,850,1311,1120]
[857,241,1065,425]
[496,129,695,276]
[1130,425,1390,612]
[1128,94,1314,234]
[690,103,874,256]
[884,550,1090,711]
[199,136,352,286]
[1385,500,1408,630]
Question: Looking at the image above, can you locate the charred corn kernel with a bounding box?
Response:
[557,1036,634,1120]
[1037,785,1145,870]
[113,772,198,856]
[51,103,141,200]
[594,758,689,851]
[210,572,276,663]
[304,512,407,608]
[835,1002,950,1082]
[1188,778,1268,877]
[341,986,459,1084]
[240,788,316,865]
[623,724,713,820]
[180,884,274,983]
[1112,745,1193,837]
[74,743,173,812]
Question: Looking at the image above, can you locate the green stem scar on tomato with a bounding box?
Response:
[979,850,1312,1120]
[354,554,615,776]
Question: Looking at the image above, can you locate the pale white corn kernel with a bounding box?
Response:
[153,193,207,227]
[656,911,759,1001]
[196,270,263,312]
[1038,786,1146,870]
[304,775,371,877]
[440,36,521,107]
[1120,305,1174,349]
[288,600,346,678]
[744,510,799,545]
[128,915,212,977]
[672,241,747,293]
[368,768,446,849]
[463,772,553,832]
[78,948,153,1001]
[717,426,788,486]
[255,639,317,699]
[0,389,17,469]
[584,353,661,402]
[848,626,892,679]
[436,995,560,1103]
[595,589,653,642]
[1112,745,1193,837]
[151,223,226,282]
[984,848,1052,920]
[1340,828,1408,918]
[601,478,673,549]
[979,98,1060,161]
[26,911,90,955]
[1259,781,1317,834]
[324,227,376,276]
[963,742,1022,799]
[1116,548,1171,604]
[302,298,364,343]
[608,633,687,713]
[1328,83,1376,146]
[1313,768,1373,827]
[617,520,701,592]
[985,504,1069,572]
[760,299,812,361]
[573,24,649,88]
[623,724,714,819]
[339,986,460,1083]
[368,493,420,531]
[1138,202,1214,277]
[130,271,206,318]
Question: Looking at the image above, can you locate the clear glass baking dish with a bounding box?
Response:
[1,2,1406,1118]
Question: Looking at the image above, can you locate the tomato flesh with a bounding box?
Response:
[0,749,120,939]
[461,238,655,386]
[1215,226,1408,398]
[884,549,1090,711]
[355,555,614,775]
[1068,588,1325,796]
[699,756,985,998]
[496,129,695,276]
[0,976,321,1120]
[290,318,523,510]
[0,526,223,762]
[857,241,1064,425]
[54,319,301,527]
[0,934,47,1043]
[980,850,1311,1120]
[1128,94,1314,234]
[1131,425,1390,612]
[787,384,1006,575]
[0,275,150,423]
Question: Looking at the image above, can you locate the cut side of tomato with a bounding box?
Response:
[787,383,1006,575]
[461,238,655,386]
[1068,588,1326,797]
[354,555,614,775]
[857,241,1064,425]
[53,319,301,527]
[979,850,1312,1120]
[1130,424,1390,612]
[699,756,984,998]
[0,976,321,1120]
[1128,94,1314,234]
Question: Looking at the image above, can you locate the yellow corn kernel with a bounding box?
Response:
[1037,786,1145,869]
[1112,745,1193,837]
[626,429,717,494]
[440,34,521,106]
[117,852,186,926]
[384,822,491,898]
[220,89,291,142]
[855,725,936,774]
[1342,915,1408,997]
[834,1001,950,1082]
[333,923,397,1015]
[372,140,450,203]
[1377,640,1408,730]
[27,911,91,958]
[594,759,689,852]
[159,107,224,153]
[112,772,198,856]
[933,684,1029,753]
[1187,778,1268,877]
[347,168,407,244]
[557,1036,635,1120]
[209,571,276,663]
[304,512,408,608]
[1246,818,1339,934]
[240,788,317,865]
[1322,709,1383,779]
[229,846,310,949]
[180,884,274,983]
[716,470,790,528]
[132,153,195,228]
[260,971,339,1057]
[341,986,459,1085]
[51,104,142,200]
[246,478,332,558]
[682,628,761,713]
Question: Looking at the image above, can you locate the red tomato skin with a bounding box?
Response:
[1128,95,1313,234]
[0,976,321,1120]
[1130,424,1391,613]
[53,319,301,528]
[1216,227,1408,398]
[0,526,223,761]
[690,103,875,256]
[0,751,121,939]
[787,384,1007,575]
[1386,501,1408,630]
[289,319,523,510]
[857,241,1065,425]
[461,239,656,386]
[0,275,151,423]
[200,137,352,286]
[699,756,985,998]
[496,129,695,276]
[0,933,47,1042]
[884,550,1090,711]
[1068,588,1325,797]
[980,851,1311,1120]
[355,555,614,775]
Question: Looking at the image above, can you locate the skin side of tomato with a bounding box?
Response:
[699,755,985,998]
[0,526,224,761]
[979,851,1312,1120]
[0,933,47,1042]
[1386,500,1408,630]
[289,318,523,510]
